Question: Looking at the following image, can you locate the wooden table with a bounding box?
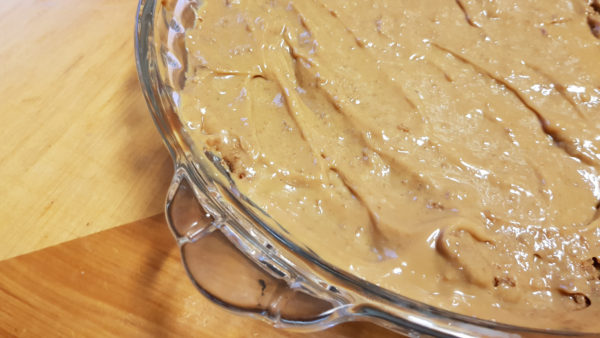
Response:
[0,214,397,337]
[0,1,400,336]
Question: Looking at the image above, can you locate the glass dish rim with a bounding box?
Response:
[134,0,596,336]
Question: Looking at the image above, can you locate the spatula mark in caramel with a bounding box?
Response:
[588,0,600,38]
[454,0,481,28]
[431,43,594,166]
[590,0,600,14]
[570,293,592,310]
[493,276,516,288]
[587,17,600,38]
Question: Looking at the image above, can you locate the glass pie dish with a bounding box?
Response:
[134,0,596,336]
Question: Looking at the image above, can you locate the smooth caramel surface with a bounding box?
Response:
[180,0,600,331]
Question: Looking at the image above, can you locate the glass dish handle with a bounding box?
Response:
[164,166,352,331]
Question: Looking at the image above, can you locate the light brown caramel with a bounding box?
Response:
[180,0,600,331]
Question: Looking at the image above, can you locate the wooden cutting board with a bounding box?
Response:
[0,214,400,337]
[0,0,173,260]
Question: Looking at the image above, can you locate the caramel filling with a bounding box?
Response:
[180,0,600,331]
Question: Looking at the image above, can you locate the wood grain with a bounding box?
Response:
[0,0,173,259]
[0,214,401,338]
